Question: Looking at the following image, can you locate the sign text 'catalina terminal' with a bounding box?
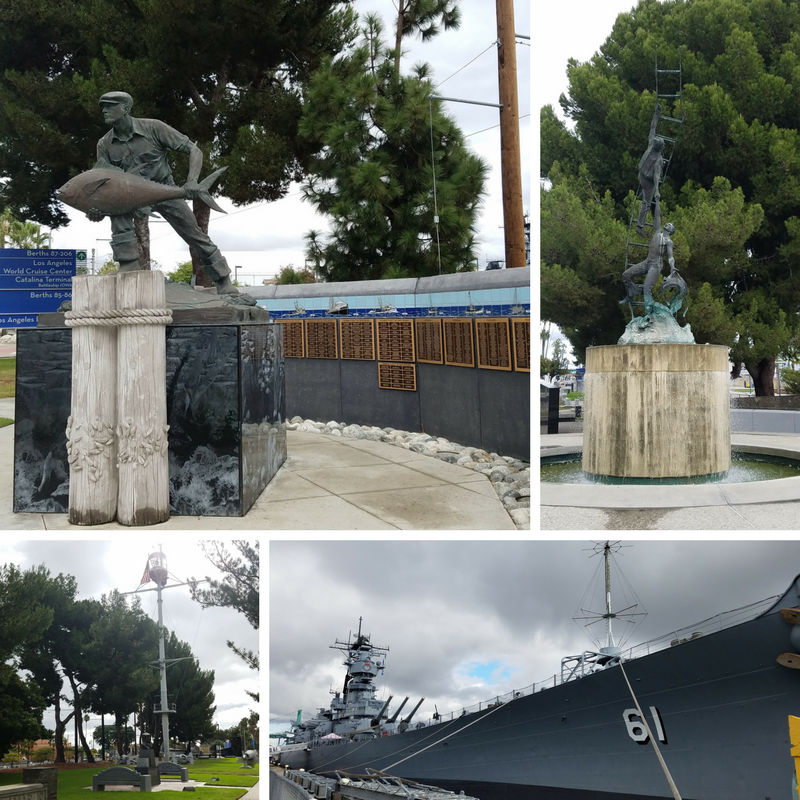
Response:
[0,249,76,327]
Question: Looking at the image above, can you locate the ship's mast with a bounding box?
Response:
[604,541,616,651]
[572,541,646,663]
[154,561,171,758]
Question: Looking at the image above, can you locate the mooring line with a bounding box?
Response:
[618,660,682,800]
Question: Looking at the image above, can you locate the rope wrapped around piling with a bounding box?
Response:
[65,308,173,327]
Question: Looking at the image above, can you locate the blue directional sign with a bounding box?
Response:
[0,249,76,327]
[0,289,71,313]
[0,314,38,328]
[0,249,76,290]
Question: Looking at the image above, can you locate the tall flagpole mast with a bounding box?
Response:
[155,567,171,760]
[124,547,207,763]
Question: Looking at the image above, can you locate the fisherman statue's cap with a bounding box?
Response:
[99,91,133,107]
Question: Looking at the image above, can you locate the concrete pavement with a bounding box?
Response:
[0,398,515,530]
[101,779,258,795]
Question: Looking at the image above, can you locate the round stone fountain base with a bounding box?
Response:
[582,344,730,478]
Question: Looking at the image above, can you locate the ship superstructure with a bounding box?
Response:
[291,618,425,744]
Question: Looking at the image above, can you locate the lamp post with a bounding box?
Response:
[94,238,111,274]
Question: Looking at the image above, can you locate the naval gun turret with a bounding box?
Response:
[370,694,393,728]
[398,697,425,732]
[386,696,409,724]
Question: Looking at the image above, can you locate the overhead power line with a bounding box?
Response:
[466,112,530,138]
[437,41,498,89]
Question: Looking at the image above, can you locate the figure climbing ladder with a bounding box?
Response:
[624,46,684,281]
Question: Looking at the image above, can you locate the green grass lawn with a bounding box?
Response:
[0,761,254,800]
[0,358,14,399]
[0,417,12,428]
[186,760,258,785]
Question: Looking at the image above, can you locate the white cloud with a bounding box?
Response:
[270,540,800,733]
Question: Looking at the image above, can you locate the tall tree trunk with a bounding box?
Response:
[394,0,406,76]
[77,717,95,762]
[135,217,151,270]
[115,714,123,757]
[745,356,776,396]
[53,692,75,763]
[191,199,213,287]
[66,674,96,762]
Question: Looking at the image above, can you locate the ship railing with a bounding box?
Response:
[618,594,778,662]
[412,594,779,727]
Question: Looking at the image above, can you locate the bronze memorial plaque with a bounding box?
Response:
[305,319,338,359]
[443,318,475,368]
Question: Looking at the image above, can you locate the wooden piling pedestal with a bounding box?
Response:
[66,275,118,525]
[116,271,171,526]
[66,271,171,526]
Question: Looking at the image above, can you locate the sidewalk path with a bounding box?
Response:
[1,424,515,530]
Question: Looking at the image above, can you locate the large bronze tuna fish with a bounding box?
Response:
[56,166,228,215]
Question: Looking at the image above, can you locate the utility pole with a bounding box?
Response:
[496,0,526,269]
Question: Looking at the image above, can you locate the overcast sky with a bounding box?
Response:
[538,0,647,363]
[269,540,800,735]
[540,0,637,122]
[0,538,258,744]
[49,0,531,282]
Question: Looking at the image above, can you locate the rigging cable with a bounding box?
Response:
[466,113,530,139]
[381,701,508,772]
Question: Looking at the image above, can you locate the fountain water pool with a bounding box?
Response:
[540,438,800,509]
[542,449,800,485]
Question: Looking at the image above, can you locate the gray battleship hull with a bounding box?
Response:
[280,577,800,799]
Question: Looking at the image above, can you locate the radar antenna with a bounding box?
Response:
[574,541,647,657]
[561,542,647,683]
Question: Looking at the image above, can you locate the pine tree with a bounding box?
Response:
[300,13,486,281]
[0,0,358,283]
[393,0,461,74]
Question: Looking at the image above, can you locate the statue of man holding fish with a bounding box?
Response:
[57,91,240,296]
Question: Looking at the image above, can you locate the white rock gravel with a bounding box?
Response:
[287,417,530,530]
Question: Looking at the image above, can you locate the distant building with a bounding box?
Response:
[524,217,530,266]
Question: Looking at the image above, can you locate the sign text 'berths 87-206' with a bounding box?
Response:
[0,249,77,290]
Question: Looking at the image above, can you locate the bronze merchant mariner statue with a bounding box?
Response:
[82,91,239,295]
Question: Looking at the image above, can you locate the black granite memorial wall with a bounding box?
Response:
[283,318,529,461]
[13,323,285,517]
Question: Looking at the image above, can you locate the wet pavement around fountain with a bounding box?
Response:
[541,431,800,530]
